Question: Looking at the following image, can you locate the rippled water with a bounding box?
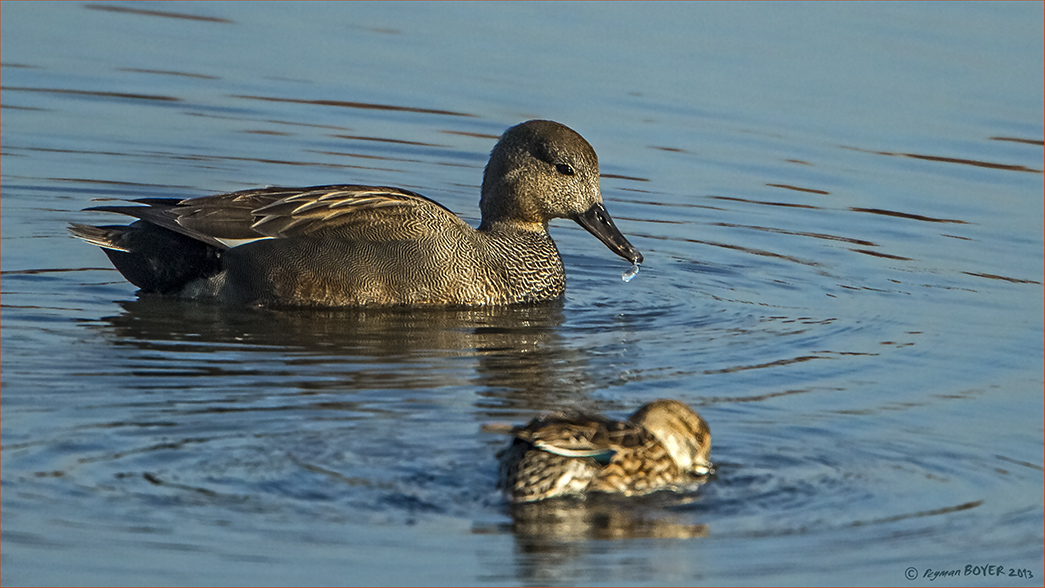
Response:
[2,2,1043,586]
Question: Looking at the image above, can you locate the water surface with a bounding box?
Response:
[2,2,1043,586]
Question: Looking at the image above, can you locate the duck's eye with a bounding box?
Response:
[555,163,575,176]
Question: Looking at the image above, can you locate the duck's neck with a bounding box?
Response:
[475,222,565,303]
[478,218,548,234]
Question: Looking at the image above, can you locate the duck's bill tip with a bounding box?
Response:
[574,203,643,265]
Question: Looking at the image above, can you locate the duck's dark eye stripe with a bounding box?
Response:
[555,163,575,176]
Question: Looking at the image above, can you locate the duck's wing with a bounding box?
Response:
[531,441,617,464]
[513,415,642,465]
[85,185,466,250]
[249,185,467,241]
[85,189,282,249]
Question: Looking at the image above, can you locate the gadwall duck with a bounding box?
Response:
[68,120,642,307]
[498,399,712,503]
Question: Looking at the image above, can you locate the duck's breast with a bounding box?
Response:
[472,229,567,305]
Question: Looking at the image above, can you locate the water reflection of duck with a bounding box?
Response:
[498,399,712,503]
[69,120,642,307]
[505,496,710,542]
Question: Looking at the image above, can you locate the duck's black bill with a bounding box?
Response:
[574,203,643,265]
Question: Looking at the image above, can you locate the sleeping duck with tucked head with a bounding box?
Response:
[69,120,643,307]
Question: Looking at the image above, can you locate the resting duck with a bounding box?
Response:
[498,399,712,503]
[69,120,642,307]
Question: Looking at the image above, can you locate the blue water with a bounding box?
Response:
[2,2,1043,586]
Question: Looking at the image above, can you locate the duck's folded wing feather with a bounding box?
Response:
[531,441,617,464]
[84,188,294,249]
[249,186,465,240]
[84,185,465,249]
[512,417,629,464]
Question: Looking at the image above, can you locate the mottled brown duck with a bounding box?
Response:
[498,399,712,503]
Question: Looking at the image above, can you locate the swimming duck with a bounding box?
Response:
[68,120,642,307]
[498,399,712,503]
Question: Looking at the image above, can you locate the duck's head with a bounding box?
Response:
[480,120,643,265]
[630,399,713,476]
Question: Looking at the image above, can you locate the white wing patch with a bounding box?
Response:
[213,236,273,249]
